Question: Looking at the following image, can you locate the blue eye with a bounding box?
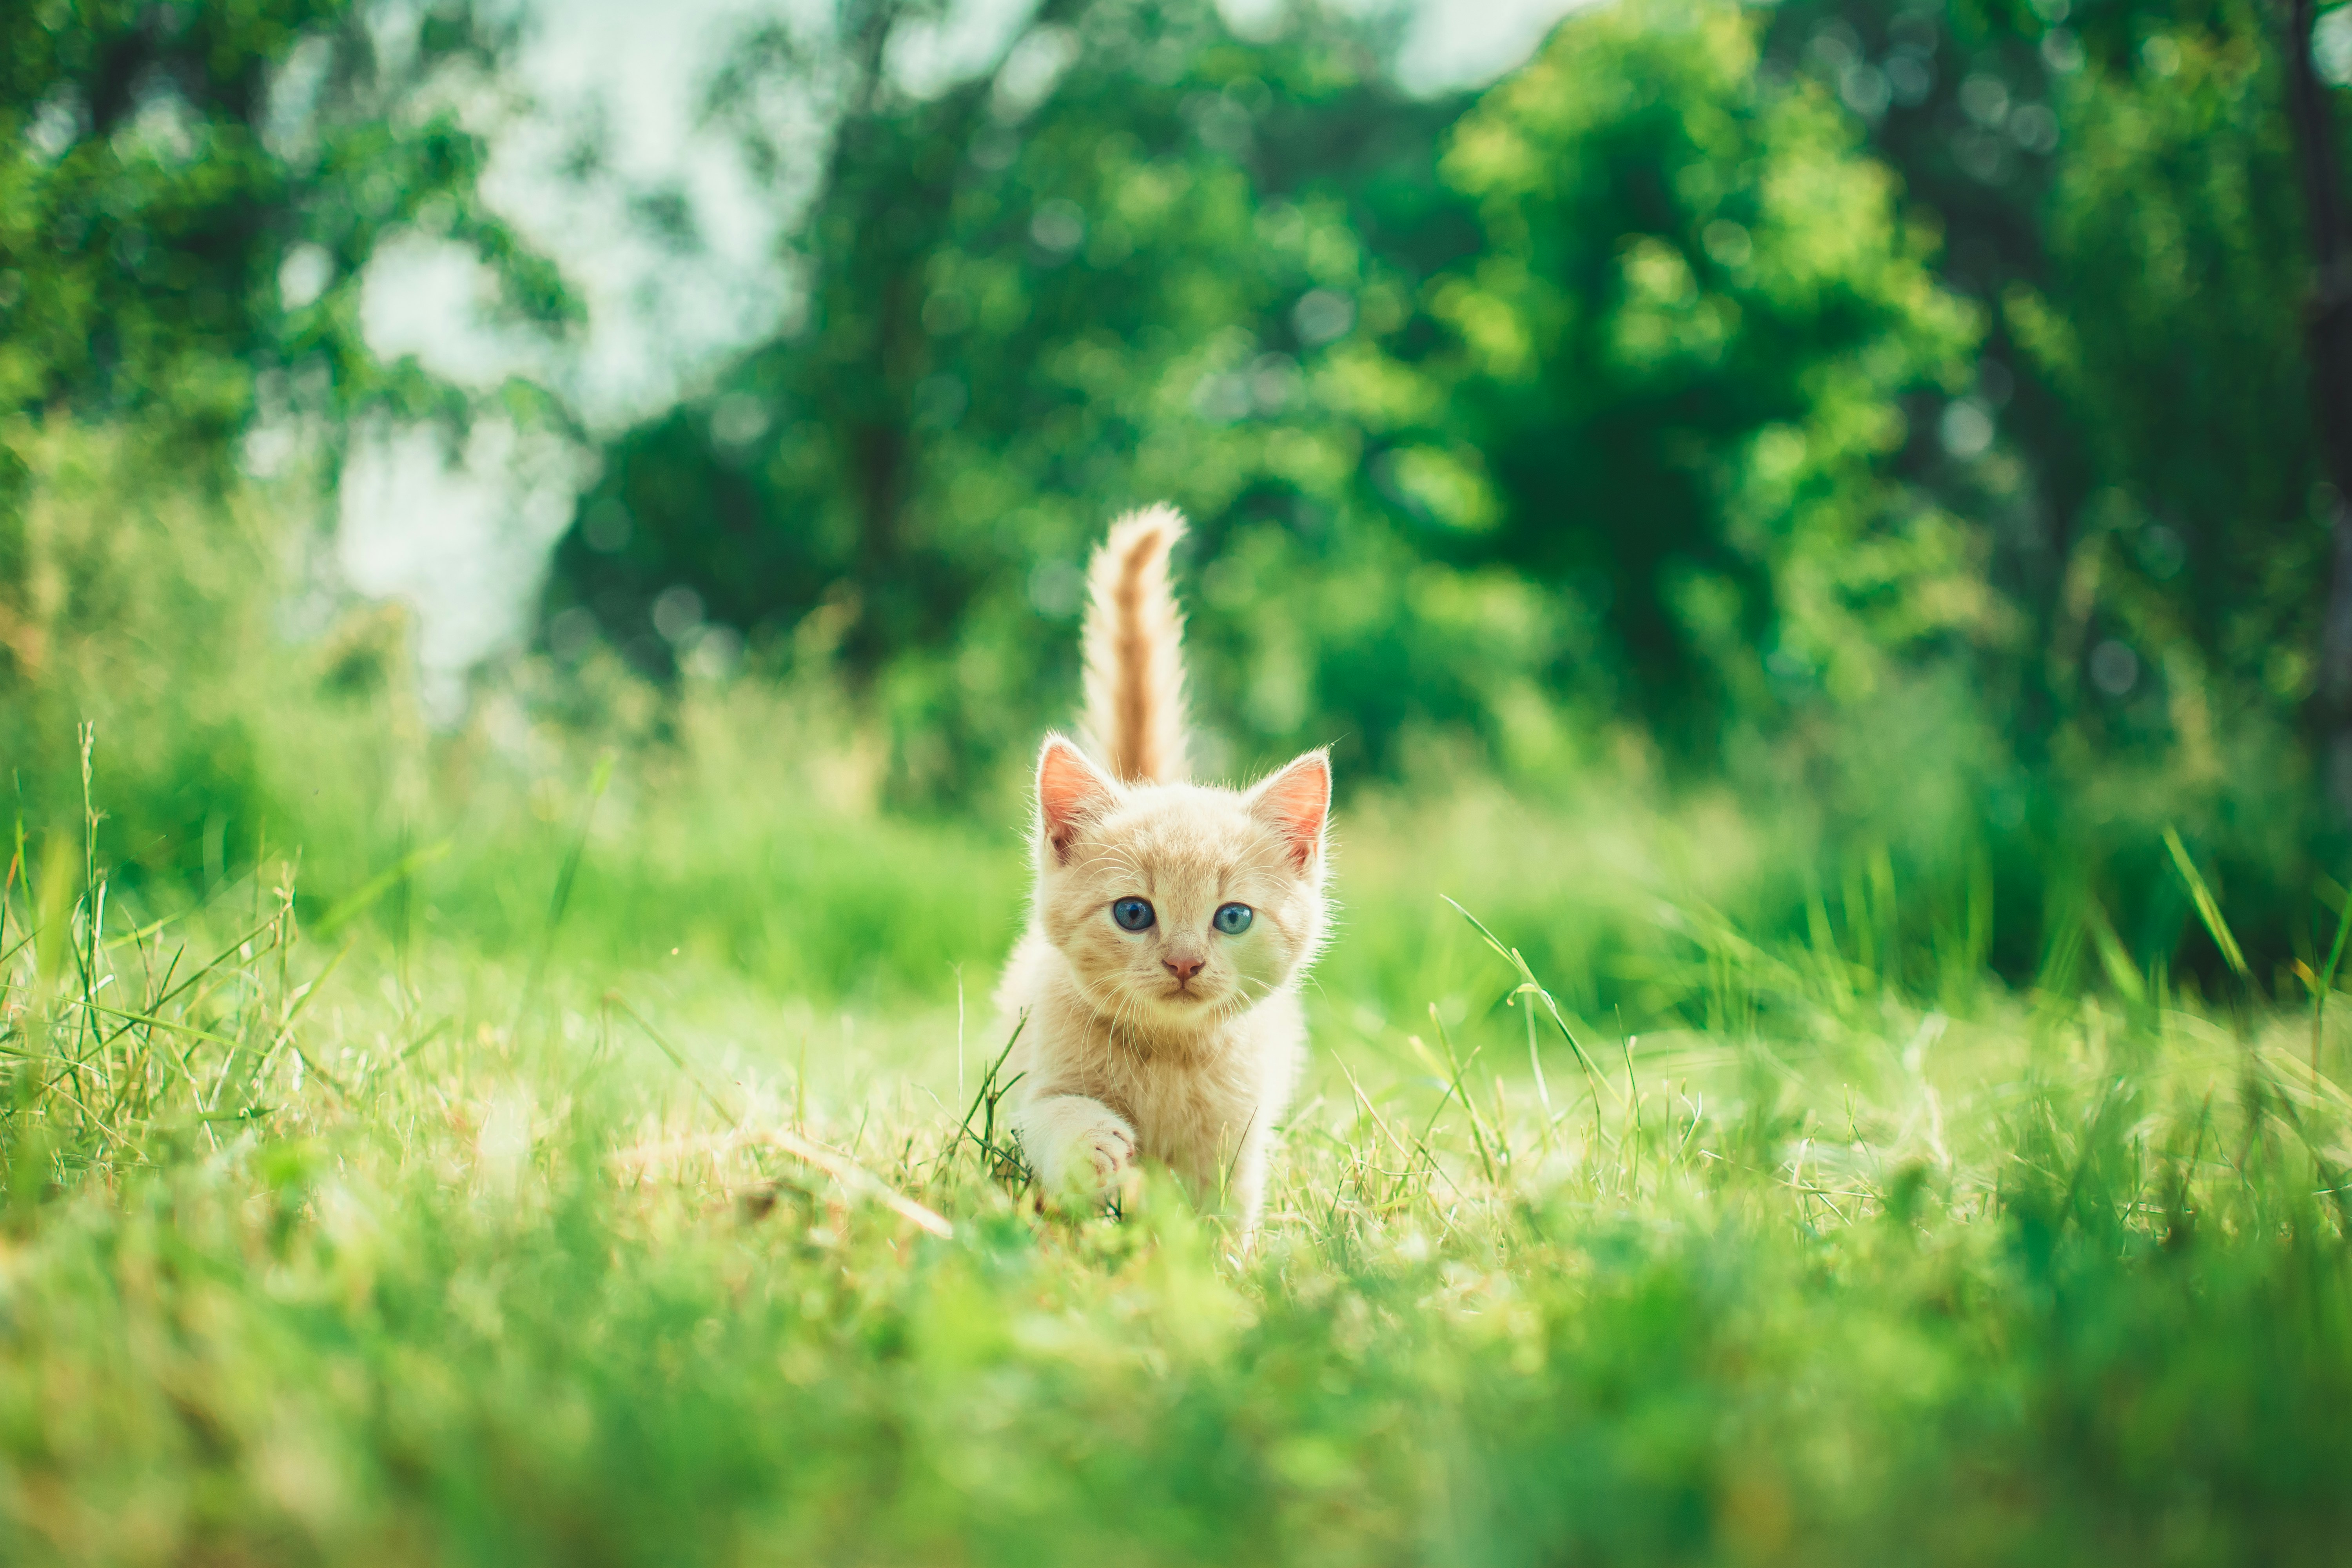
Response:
[1214,902,1254,935]
[1112,898,1156,932]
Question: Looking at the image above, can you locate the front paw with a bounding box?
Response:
[1044,1114,1138,1209]
[1073,1116,1138,1189]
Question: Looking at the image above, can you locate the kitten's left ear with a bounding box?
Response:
[1038,735,1120,863]
[1247,749,1331,871]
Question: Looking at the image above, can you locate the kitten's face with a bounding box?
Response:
[1033,741,1329,1033]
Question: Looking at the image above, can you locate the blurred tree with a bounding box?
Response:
[0,0,563,883]
[2010,1,2313,741]
[548,0,1521,790]
[1416,0,1985,750]
[1747,0,2352,978]
[1752,0,2333,806]
[0,0,565,453]
[528,0,2347,975]
[548,0,1984,790]
[2285,0,2352,809]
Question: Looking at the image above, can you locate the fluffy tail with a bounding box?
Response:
[1080,504,1190,785]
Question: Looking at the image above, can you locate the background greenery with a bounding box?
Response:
[11,0,2345,984]
[6,0,2352,1561]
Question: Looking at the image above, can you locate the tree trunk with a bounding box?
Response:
[2285,0,2352,815]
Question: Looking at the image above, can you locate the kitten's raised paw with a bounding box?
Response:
[1078,1116,1137,1183]
[1015,1094,1142,1209]
[1060,1114,1139,1203]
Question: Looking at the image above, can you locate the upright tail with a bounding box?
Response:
[1080,504,1189,785]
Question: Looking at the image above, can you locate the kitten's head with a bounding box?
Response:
[1031,736,1330,1033]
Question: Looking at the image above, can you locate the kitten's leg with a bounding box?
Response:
[1227,1001,1303,1248]
[1016,1093,1139,1205]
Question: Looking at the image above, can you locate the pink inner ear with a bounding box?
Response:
[1038,739,1116,858]
[1252,751,1330,868]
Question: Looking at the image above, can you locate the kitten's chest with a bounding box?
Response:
[1102,1046,1259,1180]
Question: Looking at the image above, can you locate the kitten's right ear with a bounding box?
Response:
[1247,748,1331,871]
[1037,736,1118,863]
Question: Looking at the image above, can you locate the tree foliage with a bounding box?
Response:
[550,0,1981,786]
[0,1,563,447]
[0,0,554,881]
[3,0,2349,971]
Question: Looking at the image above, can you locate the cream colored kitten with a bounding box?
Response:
[996,504,1331,1240]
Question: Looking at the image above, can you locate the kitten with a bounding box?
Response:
[996,504,1331,1240]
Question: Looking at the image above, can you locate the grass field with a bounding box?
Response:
[4,725,2351,1566]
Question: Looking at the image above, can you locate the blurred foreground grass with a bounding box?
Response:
[2,740,2349,1566]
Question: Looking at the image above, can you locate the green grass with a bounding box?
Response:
[3,753,2352,1567]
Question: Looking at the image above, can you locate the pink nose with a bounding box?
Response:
[1164,955,1205,983]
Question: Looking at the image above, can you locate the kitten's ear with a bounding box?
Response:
[1037,736,1119,862]
[1247,749,1330,871]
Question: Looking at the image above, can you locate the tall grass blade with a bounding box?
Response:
[2314,879,2352,1082]
[2164,826,2249,980]
[1444,897,1619,1143]
[2083,897,2147,1002]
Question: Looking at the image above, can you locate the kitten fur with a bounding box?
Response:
[997,504,1332,1238]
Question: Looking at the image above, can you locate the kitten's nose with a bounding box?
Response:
[1163,955,1205,984]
